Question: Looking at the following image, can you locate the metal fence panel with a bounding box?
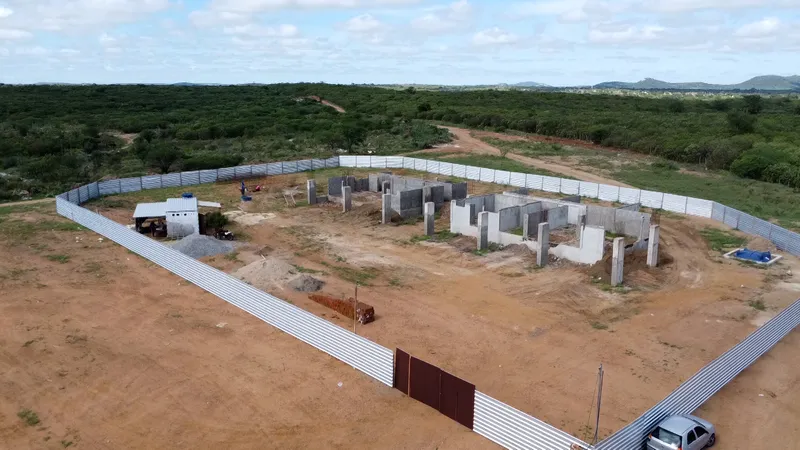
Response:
[597,299,800,450]
[141,175,162,190]
[267,163,282,176]
[509,172,526,188]
[78,185,89,203]
[312,159,326,170]
[370,156,387,168]
[711,202,726,222]
[55,198,396,387]
[217,167,236,181]
[619,187,641,205]
[414,159,427,171]
[752,218,773,240]
[87,182,100,200]
[474,391,591,450]
[479,168,495,183]
[640,190,664,209]
[737,213,757,235]
[355,156,370,168]
[494,170,511,185]
[662,194,687,214]
[542,176,561,193]
[297,160,313,172]
[438,162,453,176]
[120,177,142,193]
[426,160,441,174]
[723,207,741,229]
[234,165,253,179]
[325,156,340,168]
[686,198,713,218]
[387,156,404,169]
[182,171,201,186]
[452,164,467,179]
[560,179,580,195]
[282,161,299,174]
[598,184,619,202]
[340,156,357,167]
[465,166,480,181]
[579,182,599,199]
[200,170,218,184]
[252,164,267,177]
[67,189,79,204]
[526,174,543,190]
[98,180,121,196]
[161,173,181,188]
[404,157,417,170]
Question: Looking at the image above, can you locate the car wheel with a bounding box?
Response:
[706,433,716,448]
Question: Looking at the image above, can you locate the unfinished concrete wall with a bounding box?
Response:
[561,195,581,204]
[618,203,641,212]
[546,205,569,230]
[586,204,651,238]
[443,182,468,201]
[498,207,521,232]
[369,173,393,192]
[328,176,343,196]
[551,225,605,264]
[450,201,477,237]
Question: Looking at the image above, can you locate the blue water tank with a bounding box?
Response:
[181,192,194,198]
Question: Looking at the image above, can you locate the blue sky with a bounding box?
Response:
[0,0,798,85]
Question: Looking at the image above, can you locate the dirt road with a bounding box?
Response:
[435,126,632,187]
[307,96,346,113]
[0,197,55,207]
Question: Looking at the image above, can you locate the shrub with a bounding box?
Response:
[727,111,756,134]
[205,211,229,231]
[182,153,244,171]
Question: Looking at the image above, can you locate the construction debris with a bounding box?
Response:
[308,294,375,324]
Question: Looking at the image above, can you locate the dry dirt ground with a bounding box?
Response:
[76,170,800,449]
[0,201,490,449]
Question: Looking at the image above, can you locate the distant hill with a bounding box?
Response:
[593,75,800,92]
[512,81,551,88]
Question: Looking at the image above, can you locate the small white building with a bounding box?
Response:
[133,197,221,238]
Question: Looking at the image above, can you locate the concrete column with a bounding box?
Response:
[342,185,352,212]
[576,213,586,240]
[536,223,550,267]
[422,186,432,204]
[522,212,534,240]
[424,202,435,236]
[306,179,317,205]
[382,181,390,194]
[382,194,391,224]
[611,237,625,286]
[647,224,660,268]
[477,211,489,251]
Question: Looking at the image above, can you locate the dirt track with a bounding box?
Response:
[431,127,632,187]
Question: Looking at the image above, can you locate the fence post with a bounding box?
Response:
[139,176,143,191]
[179,172,183,186]
[280,162,285,174]
[118,179,122,194]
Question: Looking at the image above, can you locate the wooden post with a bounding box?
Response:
[353,283,358,334]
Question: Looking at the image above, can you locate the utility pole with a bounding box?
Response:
[593,364,604,445]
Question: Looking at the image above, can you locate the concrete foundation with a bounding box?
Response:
[477,212,489,251]
[522,212,535,240]
[536,223,550,267]
[382,194,391,224]
[382,181,391,194]
[551,226,606,265]
[306,180,317,205]
[342,185,352,212]
[424,202,435,236]
[611,237,625,286]
[647,225,660,267]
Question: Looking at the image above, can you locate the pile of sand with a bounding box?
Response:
[233,257,295,291]
[288,275,324,292]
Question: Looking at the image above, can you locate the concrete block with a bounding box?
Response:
[306,179,317,205]
[342,185,352,212]
[328,177,343,196]
[369,174,379,192]
[536,223,550,266]
[576,213,586,240]
[382,194,391,225]
[647,225,660,267]
[382,181,390,194]
[477,212,489,251]
[522,212,534,240]
[611,237,625,286]
[424,202,435,236]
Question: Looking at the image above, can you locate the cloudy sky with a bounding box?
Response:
[0,0,798,85]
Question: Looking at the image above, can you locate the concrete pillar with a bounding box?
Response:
[382,194,391,225]
[424,202,435,236]
[647,225,660,267]
[342,185,352,212]
[422,186,432,204]
[611,237,625,286]
[536,223,549,267]
[522,212,534,240]
[306,179,317,205]
[477,211,489,251]
[382,181,390,194]
[576,213,586,240]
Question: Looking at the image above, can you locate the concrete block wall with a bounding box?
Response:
[586,204,651,239]
[498,207,521,232]
[551,226,605,264]
[546,206,569,230]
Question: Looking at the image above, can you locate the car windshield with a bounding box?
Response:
[652,427,682,447]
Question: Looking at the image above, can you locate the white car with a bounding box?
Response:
[646,415,716,450]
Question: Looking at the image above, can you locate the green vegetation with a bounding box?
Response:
[320,261,378,285]
[591,322,609,330]
[204,211,229,231]
[17,409,40,426]
[224,251,239,262]
[699,227,747,252]
[291,264,325,275]
[749,299,767,311]
[46,254,71,264]
[410,230,459,242]
[472,242,502,256]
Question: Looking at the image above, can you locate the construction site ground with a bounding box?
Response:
[15,167,791,449]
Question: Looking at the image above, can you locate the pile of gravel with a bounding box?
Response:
[288,275,324,292]
[173,234,235,259]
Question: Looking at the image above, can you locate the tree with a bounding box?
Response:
[147,144,183,174]
[726,111,756,134]
[205,211,229,231]
[742,95,763,114]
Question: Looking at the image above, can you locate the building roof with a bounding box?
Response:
[133,202,167,218]
[166,197,198,212]
[198,200,221,208]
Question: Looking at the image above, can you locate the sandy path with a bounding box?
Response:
[307,96,346,113]
[434,127,632,187]
[0,197,55,207]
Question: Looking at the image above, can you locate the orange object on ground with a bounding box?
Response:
[308,294,375,324]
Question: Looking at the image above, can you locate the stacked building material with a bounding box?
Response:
[308,294,375,324]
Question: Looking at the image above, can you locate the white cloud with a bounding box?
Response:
[0,6,13,18]
[588,24,666,44]
[201,0,419,15]
[1,0,171,31]
[735,17,781,38]
[473,27,518,46]
[0,28,30,39]
[15,45,48,56]
[410,0,472,33]
[223,23,300,38]
[99,33,117,46]
[648,0,800,13]
[344,14,383,33]
[509,0,624,22]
